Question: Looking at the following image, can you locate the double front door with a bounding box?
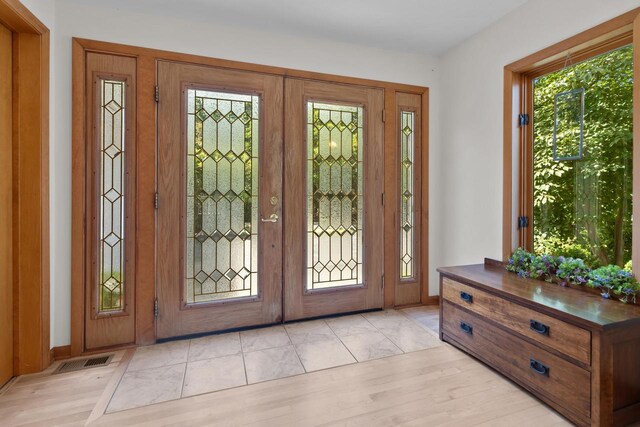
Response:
[157,62,384,339]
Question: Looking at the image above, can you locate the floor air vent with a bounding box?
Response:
[54,355,113,374]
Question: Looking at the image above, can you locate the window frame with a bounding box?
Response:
[503,9,640,277]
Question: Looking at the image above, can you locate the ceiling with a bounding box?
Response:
[66,0,529,56]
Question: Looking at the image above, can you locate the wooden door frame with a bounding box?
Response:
[71,37,430,356]
[0,0,50,374]
[503,8,640,277]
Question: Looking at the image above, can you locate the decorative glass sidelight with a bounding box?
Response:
[306,102,364,290]
[98,79,126,312]
[185,89,259,304]
[400,111,415,279]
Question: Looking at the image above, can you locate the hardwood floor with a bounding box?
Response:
[0,309,571,427]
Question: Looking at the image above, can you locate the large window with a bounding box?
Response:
[531,45,633,267]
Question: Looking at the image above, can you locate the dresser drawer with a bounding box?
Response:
[442,301,591,420]
[442,277,591,365]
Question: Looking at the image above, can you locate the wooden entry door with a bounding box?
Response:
[0,22,12,385]
[283,79,385,320]
[156,62,284,338]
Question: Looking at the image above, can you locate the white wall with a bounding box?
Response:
[20,0,54,28]
[50,0,441,347]
[435,0,640,285]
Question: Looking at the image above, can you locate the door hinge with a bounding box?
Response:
[382,110,386,123]
[154,85,160,103]
[518,216,529,229]
[381,275,385,289]
[154,298,159,318]
[381,193,384,206]
[154,192,159,209]
[519,113,530,126]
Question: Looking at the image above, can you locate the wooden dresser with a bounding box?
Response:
[438,261,640,427]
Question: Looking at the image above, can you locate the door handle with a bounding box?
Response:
[529,358,550,376]
[460,292,473,303]
[261,213,279,223]
[530,319,550,336]
[459,322,473,335]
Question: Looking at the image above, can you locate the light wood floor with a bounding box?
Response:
[0,341,570,426]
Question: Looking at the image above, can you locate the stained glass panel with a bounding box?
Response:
[307,102,363,290]
[186,89,259,304]
[99,79,126,312]
[400,111,414,279]
[553,88,585,161]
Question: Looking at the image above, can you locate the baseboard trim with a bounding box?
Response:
[423,296,440,305]
[51,345,71,362]
[395,296,440,309]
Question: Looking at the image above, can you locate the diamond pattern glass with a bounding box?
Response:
[186,89,259,304]
[99,79,125,312]
[400,111,414,279]
[307,102,363,290]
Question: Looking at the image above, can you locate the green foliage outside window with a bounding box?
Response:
[533,45,633,267]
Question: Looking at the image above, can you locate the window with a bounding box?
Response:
[400,111,415,279]
[530,45,633,267]
[306,101,364,290]
[98,78,127,312]
[185,89,260,303]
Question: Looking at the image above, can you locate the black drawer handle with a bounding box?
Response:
[460,322,473,335]
[530,320,550,336]
[530,359,550,376]
[460,292,473,303]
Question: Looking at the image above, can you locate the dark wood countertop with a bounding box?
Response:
[438,263,640,330]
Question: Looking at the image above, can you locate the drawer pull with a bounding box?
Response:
[460,322,473,335]
[529,320,550,336]
[529,359,550,376]
[460,292,473,303]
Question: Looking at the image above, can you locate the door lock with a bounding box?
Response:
[261,213,279,223]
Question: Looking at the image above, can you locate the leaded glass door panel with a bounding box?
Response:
[283,79,384,321]
[157,62,283,339]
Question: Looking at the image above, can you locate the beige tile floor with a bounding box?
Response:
[106,306,441,413]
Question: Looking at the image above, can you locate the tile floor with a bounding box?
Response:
[106,306,441,413]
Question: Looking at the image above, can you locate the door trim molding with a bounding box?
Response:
[71,37,430,355]
[0,0,50,374]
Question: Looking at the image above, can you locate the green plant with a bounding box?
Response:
[556,257,589,286]
[587,265,638,300]
[506,249,639,304]
[506,248,535,277]
[527,254,560,282]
